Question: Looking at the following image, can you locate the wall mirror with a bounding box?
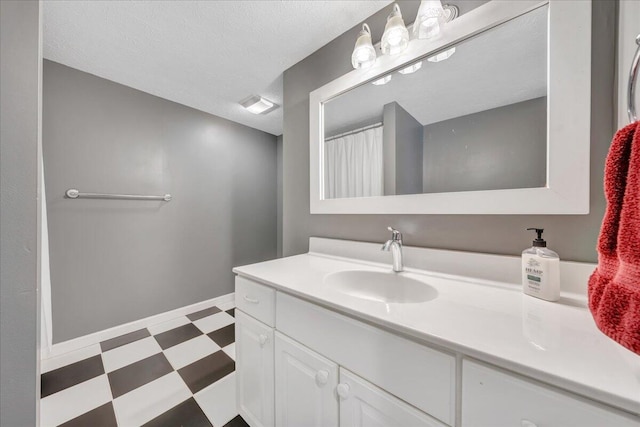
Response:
[310,0,592,214]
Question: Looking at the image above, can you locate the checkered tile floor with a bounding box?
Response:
[40,301,248,427]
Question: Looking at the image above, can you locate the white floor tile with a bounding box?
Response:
[101,336,162,373]
[113,371,191,427]
[217,301,235,311]
[148,316,191,335]
[222,343,235,361]
[40,375,112,427]
[163,335,220,370]
[194,372,237,426]
[193,312,235,334]
[41,344,102,374]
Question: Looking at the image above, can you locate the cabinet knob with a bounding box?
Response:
[336,383,350,399]
[521,420,538,427]
[315,370,329,386]
[259,334,268,347]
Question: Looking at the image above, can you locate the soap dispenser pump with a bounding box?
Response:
[522,228,560,301]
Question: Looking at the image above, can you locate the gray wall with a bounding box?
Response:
[386,102,424,195]
[383,102,424,195]
[423,97,547,193]
[282,0,615,263]
[44,61,278,343]
[0,1,41,425]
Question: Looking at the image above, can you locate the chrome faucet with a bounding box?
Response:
[381,227,403,272]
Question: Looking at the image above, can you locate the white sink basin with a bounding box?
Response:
[323,270,438,304]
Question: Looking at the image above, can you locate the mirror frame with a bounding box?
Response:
[310,0,591,215]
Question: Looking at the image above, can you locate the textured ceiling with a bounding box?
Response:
[43,0,393,136]
[325,4,548,135]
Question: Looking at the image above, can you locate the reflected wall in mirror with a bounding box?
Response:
[323,5,548,200]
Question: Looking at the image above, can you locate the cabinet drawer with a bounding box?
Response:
[276,292,456,426]
[461,359,639,427]
[235,276,275,327]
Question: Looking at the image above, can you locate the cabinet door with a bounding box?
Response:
[236,310,274,427]
[275,332,339,427]
[462,359,640,427]
[338,368,447,427]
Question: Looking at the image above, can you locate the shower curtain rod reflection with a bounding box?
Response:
[65,188,172,202]
[324,122,383,142]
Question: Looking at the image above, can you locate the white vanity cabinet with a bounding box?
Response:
[235,274,639,427]
[235,275,455,427]
[461,360,639,427]
[275,332,339,427]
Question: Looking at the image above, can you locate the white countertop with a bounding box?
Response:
[233,251,640,416]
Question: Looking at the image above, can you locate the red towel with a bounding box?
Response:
[589,121,640,355]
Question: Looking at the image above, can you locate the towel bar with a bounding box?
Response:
[628,34,640,123]
[65,189,172,202]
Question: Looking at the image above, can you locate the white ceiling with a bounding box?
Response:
[43,0,393,136]
[325,4,548,135]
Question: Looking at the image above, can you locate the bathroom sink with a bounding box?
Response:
[323,270,438,303]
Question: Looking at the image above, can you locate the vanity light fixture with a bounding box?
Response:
[427,47,456,62]
[240,95,278,115]
[413,0,459,40]
[350,1,459,71]
[351,24,377,69]
[372,75,392,85]
[381,3,409,55]
[398,61,423,74]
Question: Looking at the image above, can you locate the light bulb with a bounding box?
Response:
[351,23,376,69]
[413,0,445,39]
[372,75,392,85]
[427,47,456,62]
[398,61,422,74]
[381,4,409,55]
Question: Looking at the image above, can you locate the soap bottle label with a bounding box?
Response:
[523,256,544,294]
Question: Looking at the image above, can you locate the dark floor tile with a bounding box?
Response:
[207,324,234,348]
[154,323,203,350]
[100,328,150,352]
[142,398,212,427]
[108,352,173,398]
[41,355,104,398]
[187,306,222,321]
[224,415,249,427]
[178,350,235,394]
[225,308,235,317]
[60,402,117,427]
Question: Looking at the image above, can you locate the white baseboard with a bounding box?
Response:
[44,293,235,359]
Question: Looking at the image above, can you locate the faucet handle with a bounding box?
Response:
[387,227,402,242]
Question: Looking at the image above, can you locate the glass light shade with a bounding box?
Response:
[427,47,456,62]
[381,4,409,55]
[372,75,392,85]
[413,0,445,39]
[351,24,376,69]
[398,61,423,74]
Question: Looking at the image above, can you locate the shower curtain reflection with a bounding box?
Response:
[324,126,383,199]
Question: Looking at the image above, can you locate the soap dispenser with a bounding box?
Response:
[522,228,560,301]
